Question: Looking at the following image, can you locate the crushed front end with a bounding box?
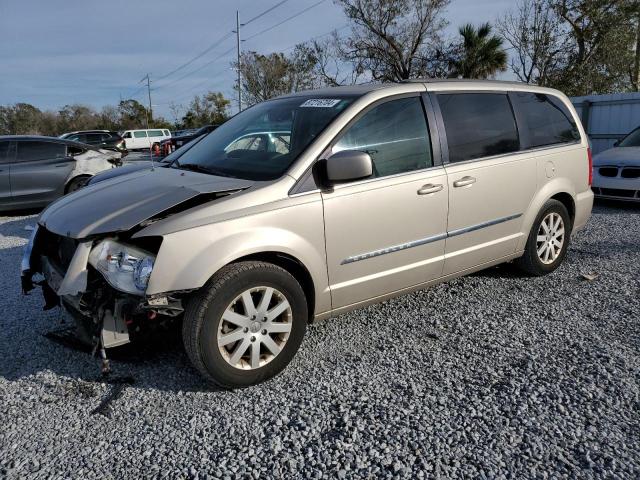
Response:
[21,225,185,354]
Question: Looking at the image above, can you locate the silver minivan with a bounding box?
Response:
[22,80,593,388]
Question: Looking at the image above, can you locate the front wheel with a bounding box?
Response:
[182,261,307,388]
[515,199,572,276]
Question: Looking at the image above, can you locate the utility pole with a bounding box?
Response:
[235,10,242,113]
[140,73,153,127]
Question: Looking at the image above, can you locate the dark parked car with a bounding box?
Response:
[59,130,128,156]
[161,125,218,155]
[0,136,121,211]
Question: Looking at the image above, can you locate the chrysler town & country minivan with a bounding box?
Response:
[21,80,593,388]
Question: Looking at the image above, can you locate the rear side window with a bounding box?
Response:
[333,96,433,178]
[148,130,164,137]
[16,141,66,162]
[437,93,519,163]
[512,92,580,147]
[134,131,148,138]
[163,130,170,136]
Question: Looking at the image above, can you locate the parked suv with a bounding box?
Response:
[59,130,128,155]
[22,81,593,388]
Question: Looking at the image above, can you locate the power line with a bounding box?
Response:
[156,32,234,81]
[153,45,236,92]
[243,0,288,25]
[153,0,288,83]
[243,0,327,42]
[280,23,348,52]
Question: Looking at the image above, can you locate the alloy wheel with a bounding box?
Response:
[217,286,292,370]
[536,212,565,265]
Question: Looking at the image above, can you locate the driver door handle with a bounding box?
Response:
[453,176,476,188]
[417,183,443,195]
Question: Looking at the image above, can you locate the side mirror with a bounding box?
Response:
[324,150,373,185]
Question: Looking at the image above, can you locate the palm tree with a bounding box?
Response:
[450,23,508,79]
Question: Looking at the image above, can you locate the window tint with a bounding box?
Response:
[134,131,148,138]
[0,142,12,163]
[148,130,164,137]
[86,133,102,143]
[333,96,432,177]
[163,130,170,136]
[438,93,519,163]
[17,141,66,162]
[69,134,85,142]
[512,92,580,147]
[123,132,132,138]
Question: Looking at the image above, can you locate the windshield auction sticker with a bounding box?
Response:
[300,99,341,108]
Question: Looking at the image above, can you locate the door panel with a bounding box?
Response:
[10,142,74,206]
[323,169,448,308]
[443,154,536,274]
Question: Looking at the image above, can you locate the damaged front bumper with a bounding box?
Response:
[21,225,185,349]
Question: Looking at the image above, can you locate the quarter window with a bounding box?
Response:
[437,93,519,163]
[512,92,580,148]
[134,131,148,138]
[16,142,66,162]
[333,96,432,178]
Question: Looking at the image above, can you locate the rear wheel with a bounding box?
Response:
[65,176,90,193]
[182,261,307,388]
[515,199,571,276]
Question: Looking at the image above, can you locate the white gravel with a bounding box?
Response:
[0,202,639,479]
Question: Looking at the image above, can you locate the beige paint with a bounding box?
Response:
[136,81,593,320]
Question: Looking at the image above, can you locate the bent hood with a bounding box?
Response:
[593,147,640,166]
[39,166,253,239]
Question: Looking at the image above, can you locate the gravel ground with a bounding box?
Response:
[0,202,638,479]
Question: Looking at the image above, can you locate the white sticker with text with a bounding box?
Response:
[300,99,341,108]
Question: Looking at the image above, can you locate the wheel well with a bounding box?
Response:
[232,252,316,322]
[550,192,575,226]
[65,175,91,193]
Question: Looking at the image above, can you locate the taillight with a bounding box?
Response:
[587,147,593,186]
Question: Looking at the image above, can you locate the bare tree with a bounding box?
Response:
[333,0,450,81]
[498,0,566,85]
[234,48,324,106]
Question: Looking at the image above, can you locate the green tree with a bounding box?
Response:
[450,23,508,79]
[547,0,638,95]
[118,99,149,129]
[57,104,99,133]
[181,92,230,128]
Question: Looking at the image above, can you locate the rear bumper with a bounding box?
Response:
[573,189,594,234]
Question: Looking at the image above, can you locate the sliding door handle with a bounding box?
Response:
[453,176,476,188]
[417,183,443,195]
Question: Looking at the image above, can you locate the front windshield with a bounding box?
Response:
[618,127,640,147]
[172,95,355,180]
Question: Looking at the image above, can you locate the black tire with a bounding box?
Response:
[182,261,307,389]
[65,176,90,193]
[515,199,572,276]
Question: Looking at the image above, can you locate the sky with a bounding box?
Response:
[0,0,514,120]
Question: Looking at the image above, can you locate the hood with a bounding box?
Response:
[39,166,253,239]
[88,161,158,185]
[593,147,640,166]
